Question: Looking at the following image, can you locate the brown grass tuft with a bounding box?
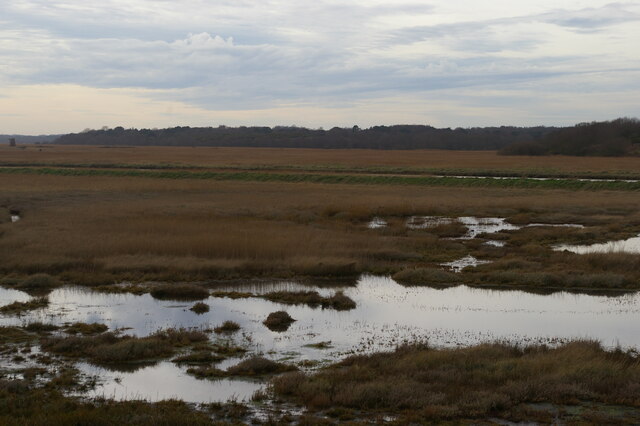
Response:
[227,356,298,376]
[189,302,210,314]
[263,311,295,332]
[213,321,241,334]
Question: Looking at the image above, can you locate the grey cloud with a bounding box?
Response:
[1,24,633,112]
[393,3,640,46]
[0,1,638,117]
[543,2,640,31]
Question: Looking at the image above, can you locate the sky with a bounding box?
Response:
[1,1,639,134]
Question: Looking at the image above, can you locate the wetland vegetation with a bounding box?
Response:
[1,145,640,423]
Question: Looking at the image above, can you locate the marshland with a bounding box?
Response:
[1,145,640,424]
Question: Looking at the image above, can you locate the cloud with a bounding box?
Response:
[543,2,640,32]
[0,1,638,132]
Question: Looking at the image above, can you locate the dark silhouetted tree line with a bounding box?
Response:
[2,134,61,144]
[499,118,640,156]
[53,125,554,150]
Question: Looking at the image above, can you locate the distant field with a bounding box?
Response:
[3,166,640,191]
[2,145,640,177]
[2,145,640,291]
[2,151,640,290]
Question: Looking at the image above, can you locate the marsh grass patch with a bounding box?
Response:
[149,283,209,300]
[0,297,49,315]
[189,302,210,314]
[64,322,108,335]
[263,290,356,310]
[213,321,241,334]
[263,311,295,332]
[41,328,209,364]
[272,340,640,422]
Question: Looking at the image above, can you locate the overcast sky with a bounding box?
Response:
[1,1,639,134]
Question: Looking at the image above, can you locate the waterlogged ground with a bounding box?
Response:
[2,276,640,403]
[555,234,640,254]
[372,215,586,270]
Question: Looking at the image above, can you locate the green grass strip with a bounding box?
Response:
[2,161,640,180]
[2,167,640,191]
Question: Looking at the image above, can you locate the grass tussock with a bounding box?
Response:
[41,328,208,364]
[64,322,108,335]
[189,302,210,314]
[264,290,356,310]
[149,283,209,300]
[322,291,357,310]
[272,341,640,421]
[209,342,248,357]
[24,322,60,333]
[0,274,62,292]
[0,326,35,345]
[0,297,49,315]
[16,274,61,290]
[213,321,240,334]
[263,311,295,332]
[189,356,298,379]
[227,356,298,376]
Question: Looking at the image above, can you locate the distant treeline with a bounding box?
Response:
[2,134,61,144]
[50,118,640,155]
[500,118,640,156]
[53,125,554,150]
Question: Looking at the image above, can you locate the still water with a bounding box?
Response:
[2,276,639,402]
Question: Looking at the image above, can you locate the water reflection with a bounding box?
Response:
[555,235,640,254]
[457,217,519,239]
[78,361,263,403]
[2,276,640,403]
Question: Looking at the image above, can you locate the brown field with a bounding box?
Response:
[3,144,640,175]
[1,164,639,289]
